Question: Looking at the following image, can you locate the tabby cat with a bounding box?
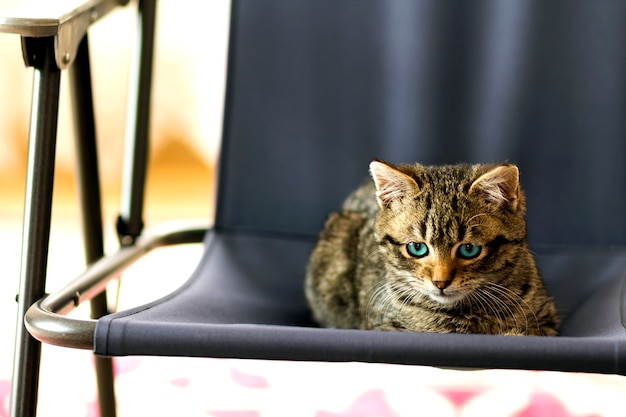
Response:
[305,160,559,335]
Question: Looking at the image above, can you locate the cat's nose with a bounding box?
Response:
[432,263,454,289]
[433,279,452,290]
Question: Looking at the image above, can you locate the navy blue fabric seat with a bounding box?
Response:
[95,0,626,374]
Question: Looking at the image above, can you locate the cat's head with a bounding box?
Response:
[370,160,528,306]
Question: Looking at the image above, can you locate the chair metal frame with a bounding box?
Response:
[0,1,162,416]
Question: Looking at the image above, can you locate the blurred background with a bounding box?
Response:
[2,1,626,416]
[0,0,229,220]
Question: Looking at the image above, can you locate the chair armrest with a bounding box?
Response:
[0,0,130,69]
[24,220,209,350]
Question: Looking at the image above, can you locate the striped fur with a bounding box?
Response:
[305,161,559,335]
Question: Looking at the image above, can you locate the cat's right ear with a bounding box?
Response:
[369,160,420,208]
[469,164,520,212]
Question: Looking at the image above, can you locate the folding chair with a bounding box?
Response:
[8,0,626,416]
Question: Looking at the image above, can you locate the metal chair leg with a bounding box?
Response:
[69,34,117,417]
[10,36,61,417]
[117,0,158,245]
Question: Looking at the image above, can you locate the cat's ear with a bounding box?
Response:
[369,160,420,208]
[469,164,520,211]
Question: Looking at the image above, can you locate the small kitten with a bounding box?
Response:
[305,160,559,335]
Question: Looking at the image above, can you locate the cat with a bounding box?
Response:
[304,160,560,336]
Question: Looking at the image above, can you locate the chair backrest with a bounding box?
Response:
[216,0,626,247]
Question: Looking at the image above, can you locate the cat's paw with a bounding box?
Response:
[502,330,526,336]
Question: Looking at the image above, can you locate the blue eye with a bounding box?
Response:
[458,244,481,259]
[406,242,429,258]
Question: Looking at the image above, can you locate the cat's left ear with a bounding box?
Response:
[370,160,420,208]
[469,164,520,212]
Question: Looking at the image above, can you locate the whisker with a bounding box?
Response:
[479,287,522,333]
[465,212,488,225]
[365,282,392,326]
[483,282,540,334]
[364,276,425,329]
[468,291,504,334]
[364,247,383,263]
[397,286,419,315]
[365,281,403,325]
[464,212,490,233]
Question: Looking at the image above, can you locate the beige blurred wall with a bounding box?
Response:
[0,0,230,220]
